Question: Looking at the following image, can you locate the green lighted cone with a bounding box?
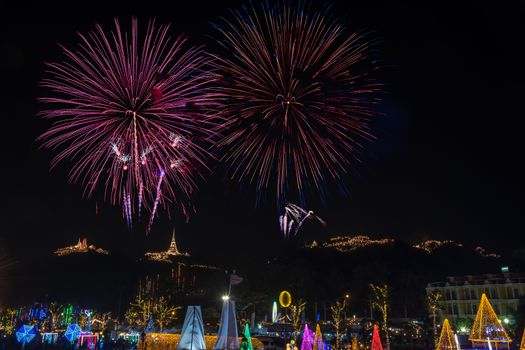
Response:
[243,324,253,350]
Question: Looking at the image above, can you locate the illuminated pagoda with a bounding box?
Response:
[436,319,459,350]
[54,238,109,256]
[144,229,190,262]
[469,293,511,349]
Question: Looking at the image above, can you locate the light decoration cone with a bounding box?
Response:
[370,324,383,350]
[243,324,253,350]
[469,293,511,349]
[520,328,525,350]
[436,319,459,350]
[351,338,359,350]
[312,324,323,350]
[301,324,314,350]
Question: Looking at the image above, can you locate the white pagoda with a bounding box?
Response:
[144,229,190,262]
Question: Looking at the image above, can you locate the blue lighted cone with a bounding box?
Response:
[16,325,36,344]
[65,324,82,342]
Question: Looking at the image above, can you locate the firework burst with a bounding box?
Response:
[39,18,219,231]
[214,3,380,202]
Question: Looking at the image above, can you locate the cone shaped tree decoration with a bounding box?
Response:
[370,325,384,350]
[351,338,359,350]
[436,319,459,350]
[313,324,323,350]
[242,324,253,350]
[301,324,314,350]
[469,293,511,349]
[520,329,525,350]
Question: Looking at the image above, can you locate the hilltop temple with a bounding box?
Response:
[144,229,190,262]
[54,238,109,256]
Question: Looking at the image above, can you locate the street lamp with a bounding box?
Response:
[222,295,230,301]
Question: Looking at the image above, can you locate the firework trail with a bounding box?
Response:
[279,203,326,238]
[38,18,220,230]
[147,170,165,235]
[214,2,380,203]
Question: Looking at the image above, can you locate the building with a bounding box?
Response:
[426,270,525,322]
[144,229,190,262]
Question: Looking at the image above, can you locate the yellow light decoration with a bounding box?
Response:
[139,333,264,350]
[436,319,459,350]
[469,293,511,349]
[279,291,292,308]
[520,328,525,350]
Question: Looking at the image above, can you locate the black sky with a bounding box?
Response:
[1,0,524,263]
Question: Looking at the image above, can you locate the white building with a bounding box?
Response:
[426,271,525,321]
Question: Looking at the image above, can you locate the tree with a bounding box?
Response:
[330,295,349,349]
[426,290,442,347]
[370,284,390,350]
[125,293,151,329]
[152,296,180,331]
[290,299,306,331]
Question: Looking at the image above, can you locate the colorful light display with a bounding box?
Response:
[301,324,314,350]
[213,2,379,203]
[272,302,278,323]
[436,319,459,350]
[469,293,511,349]
[38,18,220,230]
[279,291,292,308]
[370,325,383,350]
[65,324,82,343]
[16,325,36,344]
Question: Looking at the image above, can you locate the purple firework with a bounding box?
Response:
[38,18,220,230]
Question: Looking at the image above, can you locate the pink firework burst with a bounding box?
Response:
[213,3,380,202]
[39,18,220,230]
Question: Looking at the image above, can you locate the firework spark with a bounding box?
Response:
[39,18,219,230]
[279,203,325,238]
[214,3,380,202]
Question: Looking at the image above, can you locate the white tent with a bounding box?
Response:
[177,306,206,350]
[212,300,239,350]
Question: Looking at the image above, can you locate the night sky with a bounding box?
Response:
[1,0,524,265]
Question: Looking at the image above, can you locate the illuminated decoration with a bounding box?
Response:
[42,332,59,344]
[63,304,74,325]
[279,203,326,238]
[301,324,314,350]
[213,299,239,350]
[145,229,190,263]
[118,332,140,344]
[351,338,359,350]
[474,246,501,259]
[318,236,394,252]
[279,291,292,308]
[370,325,384,350]
[139,334,263,350]
[413,240,463,253]
[241,324,253,350]
[65,324,82,343]
[436,319,459,350]
[84,309,93,332]
[469,293,511,349]
[272,302,278,323]
[16,325,36,344]
[520,329,525,350]
[54,238,109,256]
[312,324,323,350]
[177,306,206,350]
[79,333,98,350]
